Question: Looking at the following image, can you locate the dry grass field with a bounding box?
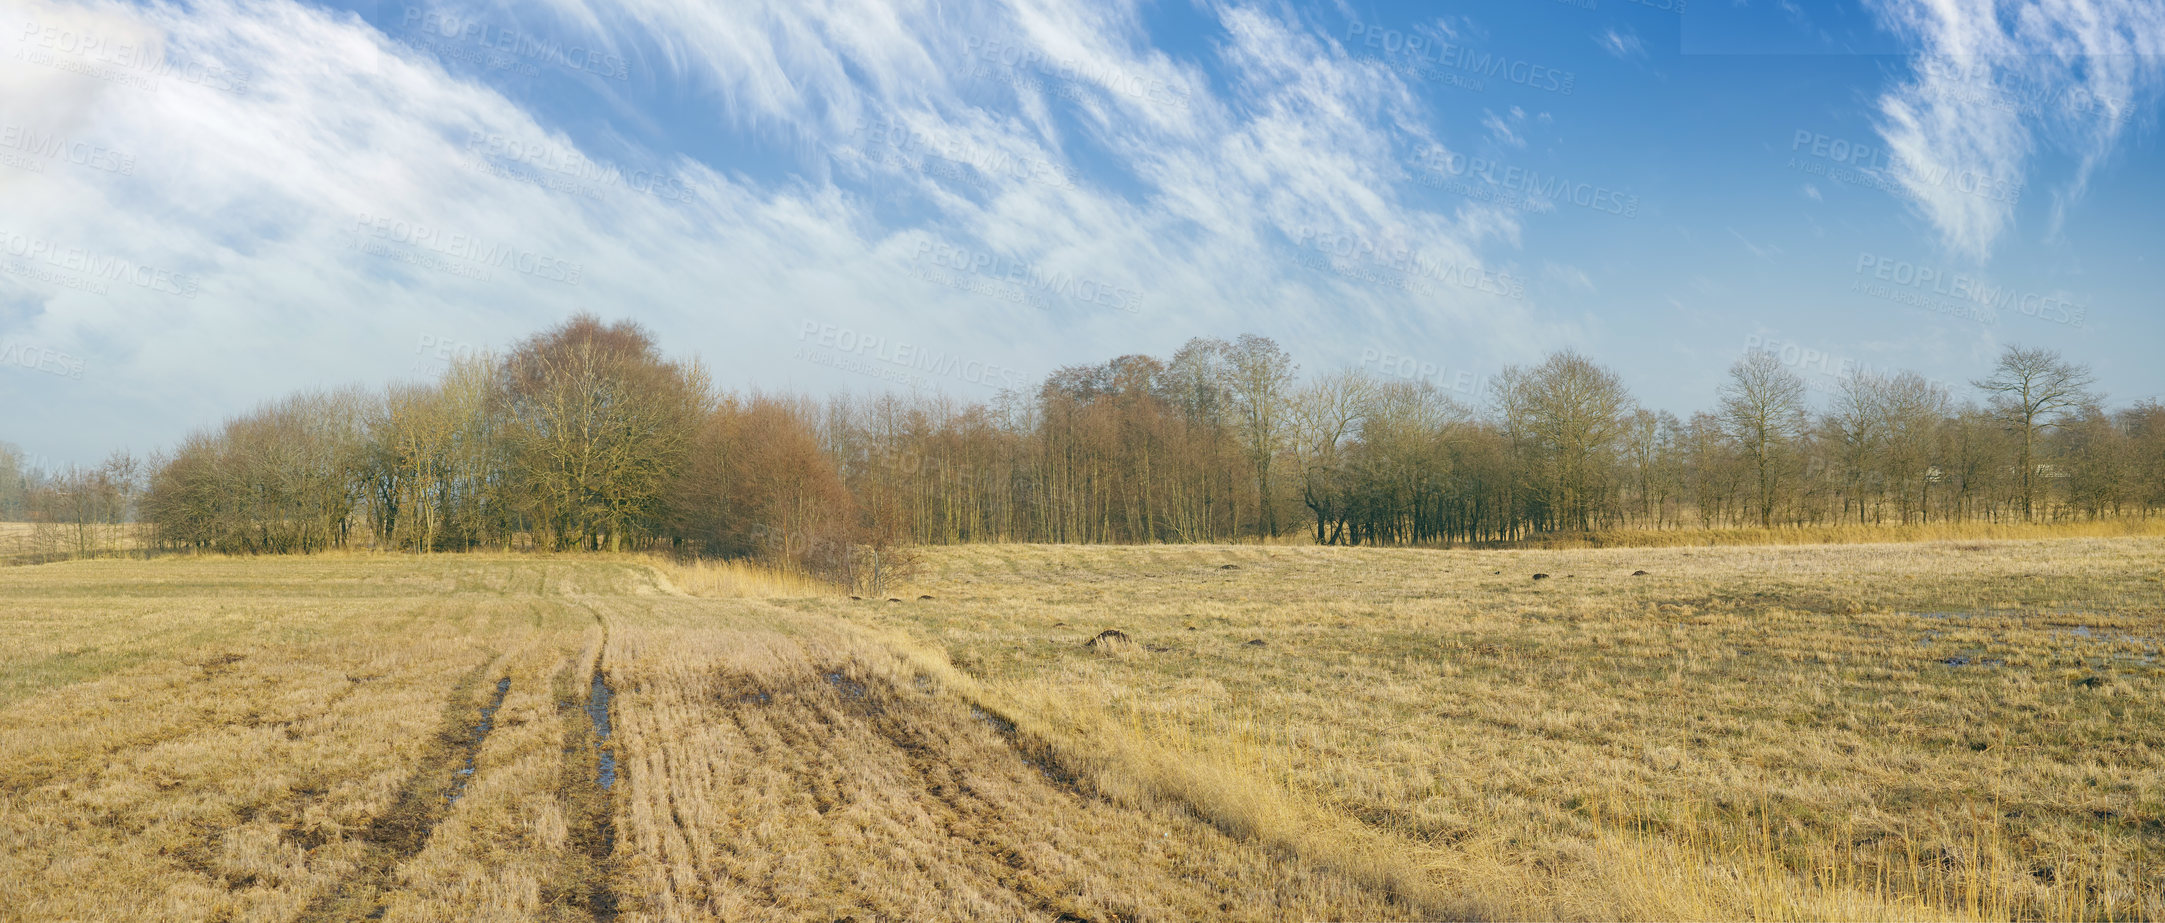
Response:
[0,522,36,559]
[0,521,148,565]
[832,538,2165,921]
[2,537,2160,921]
[0,554,1399,923]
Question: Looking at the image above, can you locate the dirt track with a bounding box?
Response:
[0,557,1409,923]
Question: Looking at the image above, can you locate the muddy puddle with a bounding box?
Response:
[588,672,616,790]
[822,671,869,699]
[449,677,512,803]
[1913,611,2161,670]
[578,667,620,923]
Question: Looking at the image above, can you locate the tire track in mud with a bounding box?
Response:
[708,666,1033,914]
[676,657,1412,922]
[833,681,1093,922]
[556,602,620,922]
[596,584,1417,920]
[298,656,512,922]
[448,677,512,803]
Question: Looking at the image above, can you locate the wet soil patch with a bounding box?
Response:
[970,704,1018,737]
[573,666,620,921]
[588,672,616,791]
[962,701,1083,792]
[823,670,870,700]
[298,659,505,922]
[448,678,512,804]
[549,650,620,923]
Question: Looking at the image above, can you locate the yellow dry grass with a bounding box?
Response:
[599,595,1407,921]
[0,555,616,922]
[0,553,1403,922]
[0,520,150,563]
[833,538,2165,921]
[5,539,2157,921]
[641,554,837,599]
[1508,517,2165,549]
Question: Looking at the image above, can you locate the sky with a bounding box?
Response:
[2,0,2161,468]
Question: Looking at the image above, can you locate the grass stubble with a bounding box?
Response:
[0,554,1403,922]
[839,537,2165,921]
[0,535,2158,921]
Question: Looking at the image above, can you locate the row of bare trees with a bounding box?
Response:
[129,316,896,587]
[818,342,2161,545]
[0,446,141,558]
[16,320,2155,568]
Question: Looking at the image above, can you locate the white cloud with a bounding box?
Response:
[0,0,1554,462]
[1482,107,1527,149]
[1728,227,1783,260]
[1867,0,2165,260]
[1597,27,1645,61]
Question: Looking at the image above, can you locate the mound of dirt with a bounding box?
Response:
[1086,629,1140,653]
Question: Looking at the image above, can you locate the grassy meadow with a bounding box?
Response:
[1,537,2159,921]
[840,538,2165,921]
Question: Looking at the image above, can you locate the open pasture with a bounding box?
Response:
[0,555,1396,923]
[2,538,2160,921]
[844,538,2165,921]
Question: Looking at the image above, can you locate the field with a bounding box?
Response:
[0,521,147,565]
[2,539,2161,921]
[0,522,33,559]
[0,555,1396,922]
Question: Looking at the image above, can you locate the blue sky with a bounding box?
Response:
[2,0,2161,467]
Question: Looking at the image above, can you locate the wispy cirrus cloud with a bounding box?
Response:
[0,0,1545,462]
[1868,0,2165,260]
[1597,27,1645,61]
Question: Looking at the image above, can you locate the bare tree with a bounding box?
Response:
[144,390,368,554]
[1972,346,2097,521]
[496,315,712,551]
[1879,373,1950,523]
[2121,400,2165,517]
[1289,369,1376,544]
[1720,352,1810,529]
[1350,380,1468,544]
[129,320,2165,560]
[1622,409,1681,528]
[362,357,502,552]
[1222,334,1296,537]
[0,443,26,520]
[1825,373,1892,524]
[2057,404,2128,519]
[1494,351,1635,532]
[669,394,860,570]
[27,451,141,557]
[1162,338,1234,541]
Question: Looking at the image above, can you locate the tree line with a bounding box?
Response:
[834,342,2160,547]
[6,316,2160,571]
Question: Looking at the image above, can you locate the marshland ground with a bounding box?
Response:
[2,535,2160,921]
